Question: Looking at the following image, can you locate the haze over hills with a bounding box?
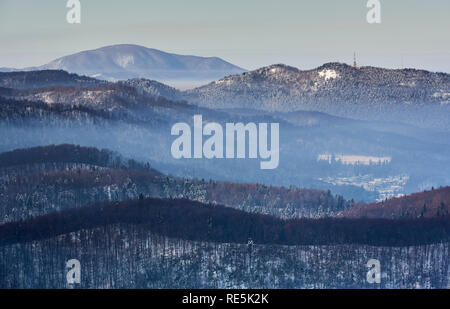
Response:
[2,49,449,129]
[1,69,450,202]
[0,66,449,289]
[0,144,349,223]
[0,144,448,288]
[0,44,246,88]
[0,0,448,289]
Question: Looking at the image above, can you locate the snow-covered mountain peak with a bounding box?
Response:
[32,44,246,82]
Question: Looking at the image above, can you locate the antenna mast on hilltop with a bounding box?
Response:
[352,52,360,69]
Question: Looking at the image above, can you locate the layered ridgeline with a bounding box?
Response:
[0,64,449,288]
[2,44,246,84]
[1,70,450,202]
[0,144,348,223]
[183,63,450,130]
[1,145,449,224]
[0,197,448,288]
[4,58,449,131]
[0,82,191,118]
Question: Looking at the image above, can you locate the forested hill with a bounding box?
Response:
[0,144,154,172]
[341,186,450,219]
[0,145,350,223]
[0,70,107,89]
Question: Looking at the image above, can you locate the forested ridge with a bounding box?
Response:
[0,145,350,222]
[342,186,450,219]
[1,197,448,247]
[0,144,153,171]
[0,96,113,122]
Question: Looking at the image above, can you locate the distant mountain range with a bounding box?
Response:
[1,49,450,289]
[109,63,450,130]
[0,44,246,84]
[184,63,450,108]
[182,63,450,129]
[1,64,449,132]
[1,68,450,201]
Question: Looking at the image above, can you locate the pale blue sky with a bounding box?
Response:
[0,0,449,72]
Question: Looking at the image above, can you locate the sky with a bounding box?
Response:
[0,0,449,72]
